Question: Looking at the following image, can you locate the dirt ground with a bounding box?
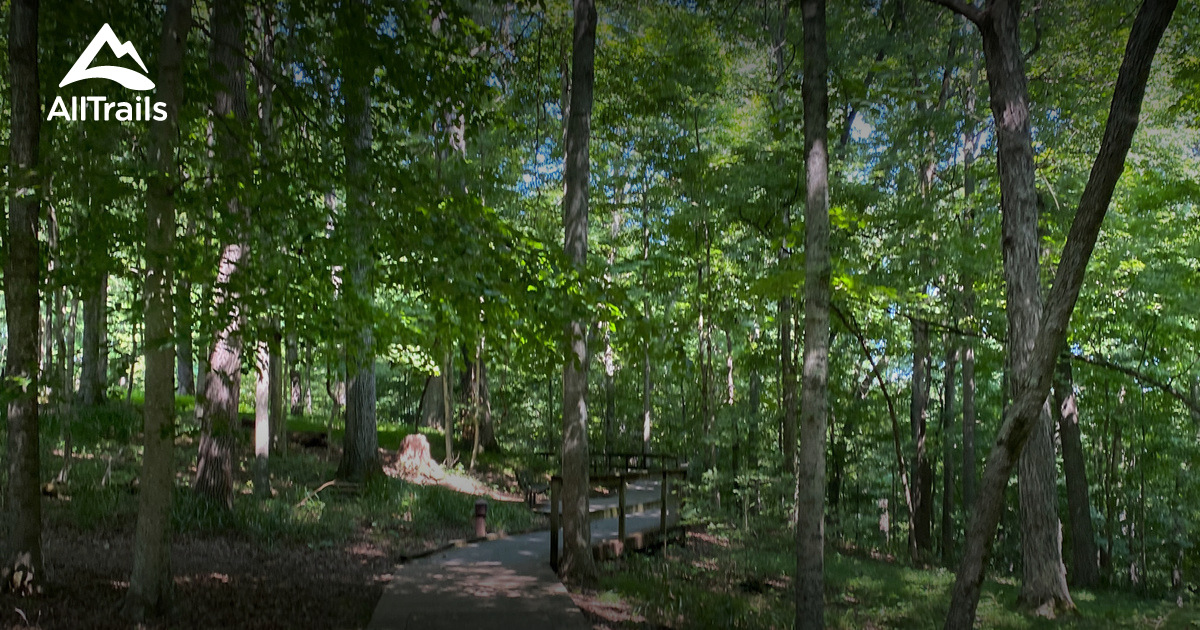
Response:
[0,527,394,630]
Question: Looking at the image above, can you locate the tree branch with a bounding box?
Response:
[1071,353,1200,417]
[924,0,985,25]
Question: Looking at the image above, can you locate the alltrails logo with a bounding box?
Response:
[48,24,167,122]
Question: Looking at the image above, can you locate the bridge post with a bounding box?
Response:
[660,470,668,535]
[550,476,561,571]
[618,473,626,543]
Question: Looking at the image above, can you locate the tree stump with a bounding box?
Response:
[397,434,444,482]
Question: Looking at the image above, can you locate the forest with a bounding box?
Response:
[1,0,1199,628]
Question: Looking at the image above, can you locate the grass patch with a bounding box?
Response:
[600,526,1200,629]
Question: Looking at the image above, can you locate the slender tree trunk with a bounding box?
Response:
[796,0,830,626]
[960,71,980,523]
[469,340,484,470]
[443,348,455,465]
[1055,350,1100,588]
[287,333,301,415]
[175,278,195,396]
[936,0,1175,624]
[641,180,653,455]
[911,318,934,560]
[80,274,108,406]
[254,342,271,497]
[941,337,958,565]
[772,0,797,479]
[333,0,381,483]
[559,0,599,587]
[123,0,190,616]
[194,0,249,509]
[270,330,284,455]
[4,0,44,593]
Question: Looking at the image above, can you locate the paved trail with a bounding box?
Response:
[368,481,671,630]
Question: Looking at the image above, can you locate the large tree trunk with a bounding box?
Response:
[4,0,44,593]
[79,274,108,406]
[910,318,934,560]
[935,0,1176,625]
[941,337,958,565]
[795,0,829,626]
[334,0,381,483]
[195,0,250,510]
[559,0,599,587]
[1055,350,1100,588]
[124,0,191,616]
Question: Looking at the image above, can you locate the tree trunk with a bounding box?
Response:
[4,0,44,593]
[796,0,829,626]
[911,318,934,560]
[254,342,271,497]
[195,0,249,510]
[960,74,980,523]
[175,278,195,396]
[641,180,653,455]
[80,274,108,406]
[443,349,455,465]
[269,331,285,455]
[941,337,958,565]
[772,0,797,479]
[287,333,301,415]
[1055,350,1100,588]
[936,0,1175,625]
[559,0,599,587]
[123,0,190,616]
[334,0,381,483]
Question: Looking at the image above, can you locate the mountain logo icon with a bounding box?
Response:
[59,24,155,91]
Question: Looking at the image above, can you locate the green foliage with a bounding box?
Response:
[602,526,1200,629]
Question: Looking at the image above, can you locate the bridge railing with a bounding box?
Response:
[532,450,682,476]
[548,466,686,571]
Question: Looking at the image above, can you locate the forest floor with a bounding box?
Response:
[578,526,1200,629]
[0,405,545,630]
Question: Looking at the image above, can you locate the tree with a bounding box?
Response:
[1055,348,1101,587]
[335,0,382,483]
[559,0,600,586]
[195,0,250,509]
[123,0,192,617]
[795,0,830,626]
[926,0,1179,625]
[3,0,45,594]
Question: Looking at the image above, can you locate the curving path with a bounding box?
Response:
[367,481,671,630]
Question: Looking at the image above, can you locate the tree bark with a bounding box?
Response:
[287,333,301,415]
[123,0,190,617]
[4,0,44,593]
[796,0,830,626]
[774,0,797,477]
[911,318,934,560]
[443,349,455,465]
[175,278,195,396]
[194,0,250,510]
[269,331,285,455]
[934,0,1176,625]
[334,0,382,483]
[254,342,271,497]
[941,337,958,565]
[559,0,599,587]
[1055,350,1100,587]
[80,274,108,406]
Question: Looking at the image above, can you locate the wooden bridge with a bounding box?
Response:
[536,451,687,569]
